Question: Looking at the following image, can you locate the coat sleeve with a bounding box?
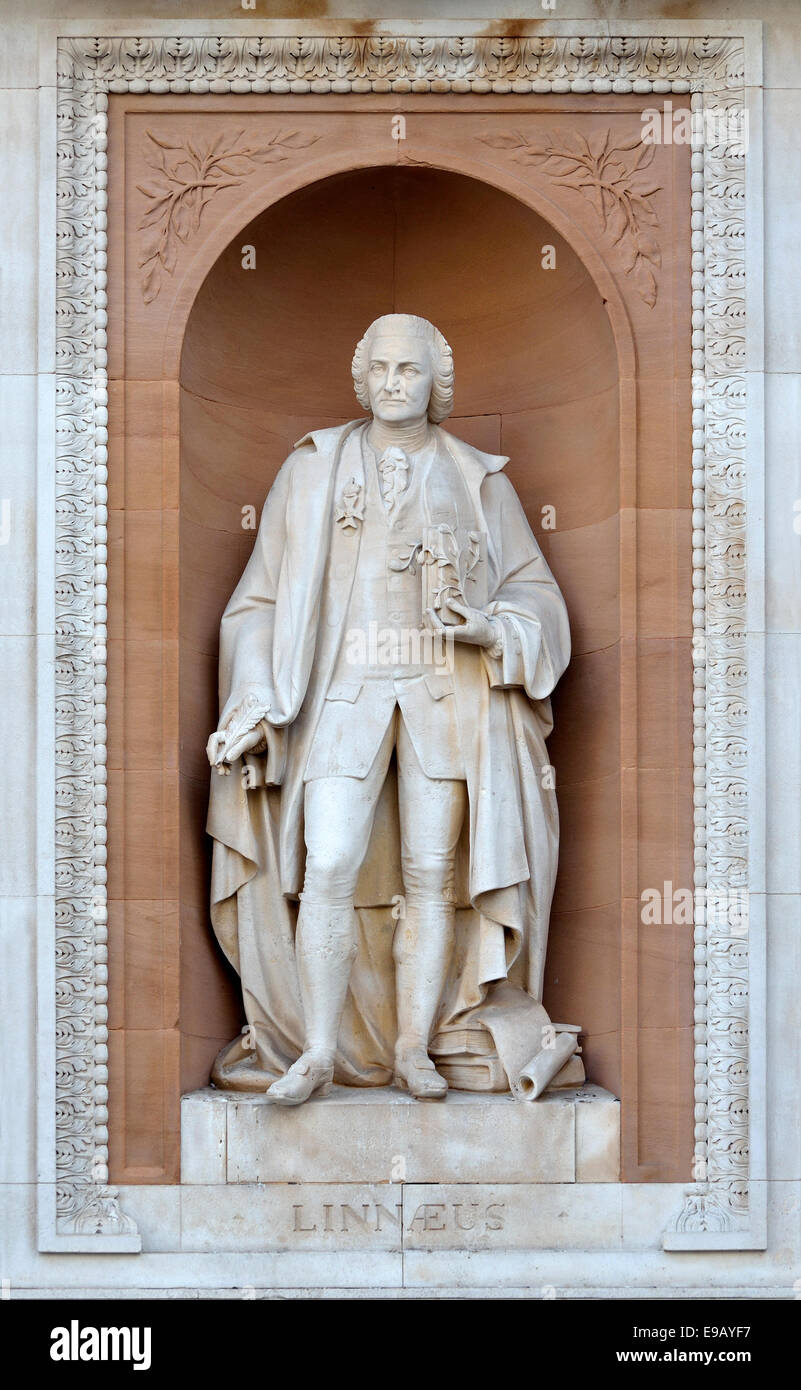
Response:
[479,469,571,700]
[217,453,295,727]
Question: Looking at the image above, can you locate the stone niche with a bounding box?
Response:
[106,93,692,1187]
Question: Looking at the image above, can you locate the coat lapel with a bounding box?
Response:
[270,421,363,723]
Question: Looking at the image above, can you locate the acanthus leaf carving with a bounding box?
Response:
[57,1181,139,1237]
[672,1185,736,1234]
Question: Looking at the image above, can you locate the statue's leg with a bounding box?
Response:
[393,719,467,1099]
[267,727,392,1105]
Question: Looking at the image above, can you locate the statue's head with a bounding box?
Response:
[351,314,454,425]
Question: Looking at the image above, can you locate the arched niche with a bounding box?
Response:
[178,164,623,1102]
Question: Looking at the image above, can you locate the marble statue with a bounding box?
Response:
[206,314,575,1105]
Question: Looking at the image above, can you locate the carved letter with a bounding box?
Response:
[293,1205,317,1233]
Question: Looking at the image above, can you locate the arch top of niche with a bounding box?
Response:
[159,147,636,383]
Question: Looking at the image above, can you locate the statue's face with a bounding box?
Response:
[365,333,434,424]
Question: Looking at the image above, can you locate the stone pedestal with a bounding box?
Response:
[181,1083,619,1186]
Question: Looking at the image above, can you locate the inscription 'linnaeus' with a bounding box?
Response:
[292,1200,506,1235]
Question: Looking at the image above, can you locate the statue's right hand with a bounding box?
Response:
[206,717,269,774]
[208,686,273,773]
[222,722,267,765]
[206,729,232,775]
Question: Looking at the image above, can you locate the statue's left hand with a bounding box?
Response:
[425,599,502,650]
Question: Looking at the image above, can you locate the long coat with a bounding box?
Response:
[206,420,571,1090]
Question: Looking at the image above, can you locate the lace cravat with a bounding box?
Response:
[377,445,410,514]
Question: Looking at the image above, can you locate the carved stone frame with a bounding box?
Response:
[45,28,763,1253]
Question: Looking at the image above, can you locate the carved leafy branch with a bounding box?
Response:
[137,127,320,302]
[421,526,482,612]
[479,128,662,307]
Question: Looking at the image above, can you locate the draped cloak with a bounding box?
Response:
[206,420,571,1092]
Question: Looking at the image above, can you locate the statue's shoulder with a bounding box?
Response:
[291,421,362,460]
[275,422,361,492]
[436,426,508,478]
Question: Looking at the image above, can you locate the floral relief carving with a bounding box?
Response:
[478,129,662,307]
[137,127,320,301]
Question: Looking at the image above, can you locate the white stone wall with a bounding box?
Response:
[1,0,799,1297]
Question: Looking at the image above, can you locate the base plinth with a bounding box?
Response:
[181,1083,619,1186]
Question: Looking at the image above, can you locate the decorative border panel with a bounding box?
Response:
[47,31,757,1252]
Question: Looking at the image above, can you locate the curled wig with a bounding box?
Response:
[351,314,454,424]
